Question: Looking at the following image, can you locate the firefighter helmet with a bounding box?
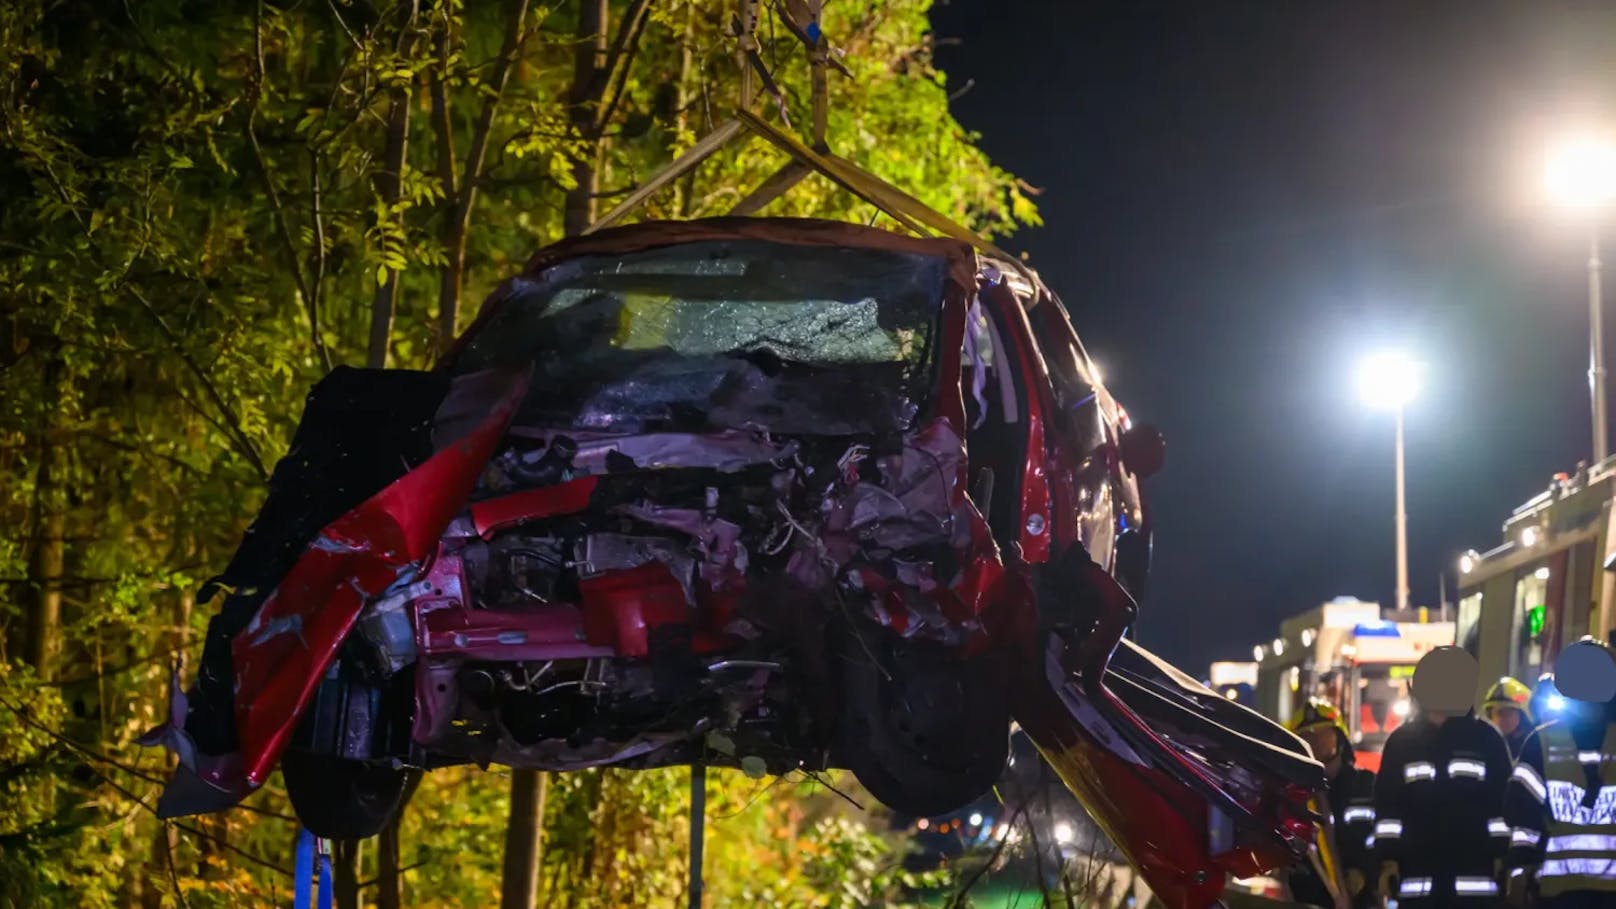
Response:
[1481,676,1534,724]
[1288,698,1350,740]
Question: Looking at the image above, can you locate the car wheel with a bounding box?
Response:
[837,622,1009,817]
[281,750,420,840]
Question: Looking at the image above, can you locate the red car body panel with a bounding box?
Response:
[229,374,528,786]
[1019,697,1227,909]
[470,475,600,538]
[1009,564,1314,909]
[977,280,1056,566]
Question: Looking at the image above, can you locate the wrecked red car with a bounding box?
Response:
[149,218,1321,908]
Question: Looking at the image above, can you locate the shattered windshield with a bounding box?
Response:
[452,239,946,435]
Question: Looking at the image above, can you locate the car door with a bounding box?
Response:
[1023,288,1130,572]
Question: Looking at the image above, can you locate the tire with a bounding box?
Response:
[281,750,420,840]
[837,622,1010,817]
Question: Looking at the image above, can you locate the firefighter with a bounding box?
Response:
[1503,637,1616,909]
[1284,699,1378,908]
[1484,676,1537,759]
[1373,646,1513,905]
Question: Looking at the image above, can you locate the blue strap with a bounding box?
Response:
[294,828,315,909]
[317,849,333,909]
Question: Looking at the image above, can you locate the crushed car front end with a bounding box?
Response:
[149,217,1322,908]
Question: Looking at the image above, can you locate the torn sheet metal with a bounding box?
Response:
[471,476,599,538]
[503,429,798,475]
[228,370,529,788]
[1016,640,1317,909]
[1012,577,1322,909]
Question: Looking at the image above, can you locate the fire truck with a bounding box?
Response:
[1455,461,1616,694]
[1251,597,1454,772]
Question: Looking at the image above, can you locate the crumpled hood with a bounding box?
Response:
[1010,557,1322,909]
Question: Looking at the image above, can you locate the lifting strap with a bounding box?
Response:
[688,762,707,909]
[293,828,333,909]
[583,0,1042,292]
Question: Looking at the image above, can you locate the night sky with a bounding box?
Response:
[931,1,1616,671]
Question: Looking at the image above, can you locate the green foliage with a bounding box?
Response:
[0,0,1032,905]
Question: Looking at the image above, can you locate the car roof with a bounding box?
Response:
[516,217,980,286]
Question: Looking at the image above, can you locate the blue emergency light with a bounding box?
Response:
[1352,622,1402,638]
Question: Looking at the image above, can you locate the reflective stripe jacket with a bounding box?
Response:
[1372,714,1512,888]
[1504,719,1616,897]
[1288,763,1377,908]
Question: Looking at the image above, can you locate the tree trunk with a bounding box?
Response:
[500,770,548,909]
[135,822,176,909]
[196,813,226,880]
[435,0,532,353]
[367,87,412,370]
[333,839,362,909]
[25,509,64,679]
[673,0,697,218]
[498,5,610,905]
[563,0,609,233]
[131,551,193,909]
[354,11,417,907]
[24,357,64,681]
[430,13,461,355]
[172,577,194,672]
[377,815,404,909]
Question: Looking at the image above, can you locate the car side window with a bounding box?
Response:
[1029,294,1106,456]
[962,284,1032,545]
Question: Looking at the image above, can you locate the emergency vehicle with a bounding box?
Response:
[1251,597,1454,772]
[1455,461,1616,693]
[1207,661,1259,707]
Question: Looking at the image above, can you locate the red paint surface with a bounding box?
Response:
[578,562,696,658]
[1016,672,1225,909]
[1016,657,1306,909]
[979,281,1055,565]
[1012,294,1055,563]
[470,475,599,538]
[230,373,528,787]
[1010,563,1311,908]
[419,599,616,661]
[931,290,969,440]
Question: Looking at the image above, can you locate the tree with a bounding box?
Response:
[0,1,1036,905]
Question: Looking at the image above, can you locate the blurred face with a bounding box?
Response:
[1302,727,1344,774]
[1487,705,1523,736]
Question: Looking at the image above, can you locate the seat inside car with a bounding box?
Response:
[962,297,1026,549]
